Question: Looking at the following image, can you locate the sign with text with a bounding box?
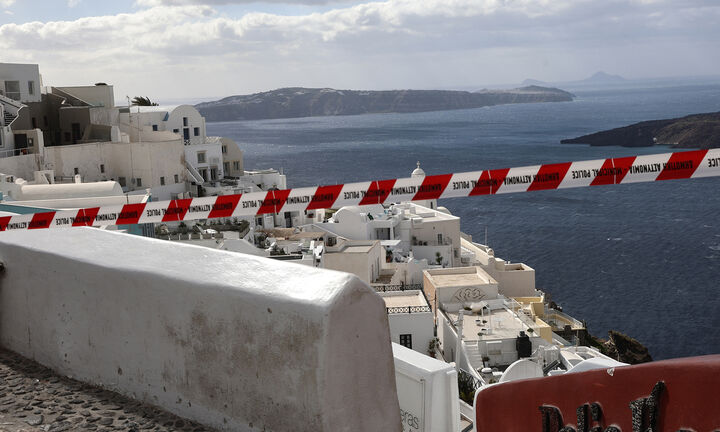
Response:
[1,149,719,232]
[474,355,720,432]
[395,370,425,432]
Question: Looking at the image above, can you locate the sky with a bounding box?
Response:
[1,0,719,103]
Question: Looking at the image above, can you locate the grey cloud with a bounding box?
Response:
[1,0,718,98]
[134,0,353,6]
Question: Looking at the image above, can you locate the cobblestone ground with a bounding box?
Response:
[0,348,215,432]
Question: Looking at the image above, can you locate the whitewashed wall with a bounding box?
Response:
[387,311,434,356]
[0,63,42,103]
[0,229,401,432]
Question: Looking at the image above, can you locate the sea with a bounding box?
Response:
[207,82,720,360]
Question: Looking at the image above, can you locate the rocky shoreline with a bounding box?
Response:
[561,111,720,149]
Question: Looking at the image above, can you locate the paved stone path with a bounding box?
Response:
[0,348,215,432]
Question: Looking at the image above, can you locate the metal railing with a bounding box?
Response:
[458,368,482,405]
[386,305,432,314]
[0,148,32,159]
[458,368,482,389]
[545,309,585,329]
[373,283,423,292]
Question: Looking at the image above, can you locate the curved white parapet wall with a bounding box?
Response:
[0,229,401,432]
[12,181,123,201]
[498,358,544,383]
[566,357,627,374]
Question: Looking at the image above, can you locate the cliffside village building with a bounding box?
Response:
[0,62,310,229]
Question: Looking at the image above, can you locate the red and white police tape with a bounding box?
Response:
[1,149,719,231]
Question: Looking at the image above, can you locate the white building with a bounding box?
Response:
[313,202,461,267]
[423,266,549,372]
[379,290,435,356]
[459,238,537,297]
[323,238,383,285]
[1,63,42,153]
[0,62,295,212]
[0,63,42,103]
[124,104,205,145]
[0,171,152,235]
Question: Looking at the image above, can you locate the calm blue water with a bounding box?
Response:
[208,84,720,360]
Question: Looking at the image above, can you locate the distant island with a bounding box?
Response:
[522,71,626,87]
[195,86,574,122]
[561,111,720,149]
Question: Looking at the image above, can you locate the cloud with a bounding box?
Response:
[0,0,718,98]
[67,0,82,7]
[135,0,352,6]
[0,0,14,7]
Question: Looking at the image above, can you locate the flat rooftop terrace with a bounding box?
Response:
[341,244,375,253]
[446,308,528,341]
[380,290,429,308]
[425,267,497,288]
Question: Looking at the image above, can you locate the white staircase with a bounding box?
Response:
[0,93,23,128]
[185,161,205,184]
[3,110,16,127]
[464,343,485,371]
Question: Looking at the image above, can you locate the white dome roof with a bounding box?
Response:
[411,161,425,177]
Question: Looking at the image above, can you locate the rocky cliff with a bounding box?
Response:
[195,86,574,122]
[561,112,720,149]
[586,330,653,365]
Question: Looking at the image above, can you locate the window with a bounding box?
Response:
[221,145,227,154]
[28,81,34,95]
[118,177,126,187]
[199,168,208,182]
[174,174,179,183]
[197,152,206,163]
[73,167,79,175]
[233,161,240,170]
[223,162,229,172]
[210,167,218,181]
[256,217,263,227]
[438,234,443,244]
[160,176,165,186]
[152,124,158,131]
[136,178,142,187]
[100,164,105,173]
[4,81,20,101]
[183,117,188,127]
[194,127,200,137]
[399,334,412,349]
[173,128,179,134]
[71,123,81,143]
